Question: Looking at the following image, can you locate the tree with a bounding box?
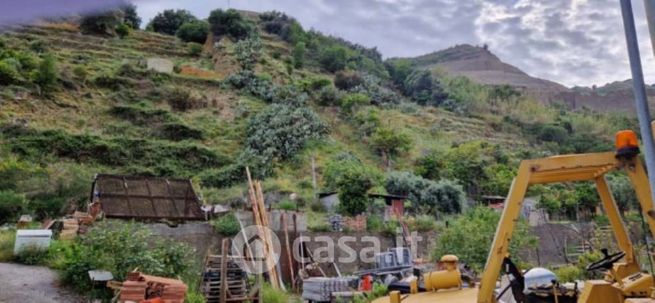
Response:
[115,23,131,38]
[0,190,25,224]
[385,59,413,89]
[324,155,381,216]
[147,9,197,35]
[608,174,639,213]
[482,163,516,196]
[292,42,306,68]
[319,46,349,73]
[433,207,536,271]
[208,9,253,41]
[415,149,446,180]
[234,35,263,71]
[176,21,209,43]
[371,127,412,168]
[246,104,328,162]
[421,180,465,215]
[334,70,364,90]
[384,171,429,205]
[79,10,123,36]
[120,2,141,29]
[403,69,448,106]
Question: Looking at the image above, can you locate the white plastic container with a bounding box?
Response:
[14,229,52,255]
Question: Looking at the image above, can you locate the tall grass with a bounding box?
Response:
[0,229,16,262]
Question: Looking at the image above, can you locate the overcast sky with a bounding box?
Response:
[3,0,655,87]
[133,0,655,88]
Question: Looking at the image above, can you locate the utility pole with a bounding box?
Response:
[621,0,655,206]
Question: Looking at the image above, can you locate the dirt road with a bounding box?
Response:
[0,263,84,303]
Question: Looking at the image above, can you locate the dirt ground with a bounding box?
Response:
[0,263,84,303]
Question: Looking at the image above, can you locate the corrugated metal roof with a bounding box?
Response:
[92,174,204,220]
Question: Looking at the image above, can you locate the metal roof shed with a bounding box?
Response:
[91,174,204,220]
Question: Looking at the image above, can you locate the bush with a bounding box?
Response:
[340,93,370,114]
[317,85,340,106]
[278,199,297,211]
[115,23,131,38]
[80,10,123,36]
[367,215,384,232]
[58,221,197,292]
[33,54,58,92]
[158,123,204,141]
[212,213,241,236]
[15,244,49,265]
[234,35,263,71]
[292,42,306,68]
[165,87,193,111]
[334,70,364,90]
[0,230,15,262]
[384,171,428,205]
[245,104,328,162]
[187,43,203,56]
[433,207,536,271]
[261,283,289,303]
[148,9,197,35]
[404,69,448,106]
[208,9,253,41]
[0,190,25,224]
[554,265,583,283]
[176,21,209,43]
[420,179,465,215]
[370,127,412,165]
[0,60,21,85]
[319,46,349,73]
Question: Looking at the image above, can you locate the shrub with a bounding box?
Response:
[72,66,88,82]
[234,35,263,71]
[158,123,204,141]
[0,190,26,224]
[319,46,349,73]
[413,215,437,232]
[403,69,448,106]
[15,244,49,265]
[176,21,209,43]
[212,213,241,236]
[334,70,364,90]
[0,60,21,85]
[185,43,203,56]
[415,149,445,180]
[292,42,305,68]
[0,230,15,262]
[433,207,536,271]
[317,85,340,106]
[165,87,193,111]
[59,221,197,291]
[367,215,384,232]
[554,265,583,283]
[420,179,465,215]
[370,127,412,165]
[29,39,48,53]
[245,104,328,162]
[208,9,253,41]
[147,9,197,35]
[384,171,429,205]
[33,54,58,92]
[261,282,289,303]
[80,10,123,36]
[115,22,131,38]
[278,199,297,211]
[340,93,370,114]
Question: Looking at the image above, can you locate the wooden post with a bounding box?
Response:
[220,239,229,303]
[311,154,318,203]
[282,213,295,291]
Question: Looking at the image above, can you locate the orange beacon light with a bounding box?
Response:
[615,130,640,158]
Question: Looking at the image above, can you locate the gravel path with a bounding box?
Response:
[0,263,84,303]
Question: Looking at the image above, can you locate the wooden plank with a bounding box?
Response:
[220,239,229,303]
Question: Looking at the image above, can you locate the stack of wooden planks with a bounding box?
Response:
[202,254,248,303]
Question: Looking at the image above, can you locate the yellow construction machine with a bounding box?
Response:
[374,130,655,303]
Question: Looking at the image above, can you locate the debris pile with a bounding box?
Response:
[301,277,358,302]
[118,272,187,303]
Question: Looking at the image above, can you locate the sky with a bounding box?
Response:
[3,0,655,87]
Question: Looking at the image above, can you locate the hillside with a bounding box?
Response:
[397,44,655,114]
[0,9,637,225]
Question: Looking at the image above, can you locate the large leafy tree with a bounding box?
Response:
[175,21,209,43]
[324,154,381,216]
[208,9,253,41]
[147,9,197,35]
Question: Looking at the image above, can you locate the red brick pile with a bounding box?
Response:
[119,272,187,303]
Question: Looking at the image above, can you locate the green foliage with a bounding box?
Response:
[553,265,583,283]
[208,9,253,41]
[317,85,340,106]
[319,46,349,73]
[120,2,141,29]
[80,10,123,36]
[245,104,328,163]
[482,163,516,196]
[0,59,20,85]
[421,179,465,214]
[292,42,306,68]
[278,199,297,211]
[415,149,445,180]
[234,35,263,71]
[324,154,381,216]
[608,174,638,212]
[370,282,389,300]
[261,282,289,303]
[148,9,197,35]
[403,69,448,106]
[385,59,414,88]
[57,221,197,291]
[176,21,209,43]
[367,215,384,232]
[334,70,364,90]
[0,230,15,262]
[0,190,26,224]
[15,244,49,265]
[33,53,58,92]
[187,42,204,56]
[413,214,437,232]
[3,124,226,177]
[433,207,536,271]
[340,93,370,114]
[259,11,297,42]
[370,127,412,160]
[384,171,429,205]
[115,23,131,38]
[212,213,241,236]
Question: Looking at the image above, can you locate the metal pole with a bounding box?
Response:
[621,0,655,206]
[644,0,655,56]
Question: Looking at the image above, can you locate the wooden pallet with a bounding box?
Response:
[202,246,257,303]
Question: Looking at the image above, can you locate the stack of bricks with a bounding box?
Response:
[119,280,147,302]
[119,272,187,303]
[59,218,79,240]
[344,215,367,232]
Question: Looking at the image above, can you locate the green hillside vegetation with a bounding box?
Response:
[0,8,640,225]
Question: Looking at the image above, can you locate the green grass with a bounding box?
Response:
[0,229,16,262]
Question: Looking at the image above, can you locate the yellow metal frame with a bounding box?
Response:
[477,152,655,303]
